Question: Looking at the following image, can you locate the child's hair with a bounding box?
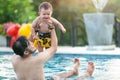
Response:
[12,36,28,57]
[39,2,53,11]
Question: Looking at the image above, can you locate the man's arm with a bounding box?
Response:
[51,17,66,33]
[36,29,58,63]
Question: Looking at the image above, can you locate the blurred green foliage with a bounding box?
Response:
[0,24,5,36]
[0,0,36,23]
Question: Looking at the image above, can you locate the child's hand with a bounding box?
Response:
[62,28,66,33]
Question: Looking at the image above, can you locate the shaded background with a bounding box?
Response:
[0,0,120,46]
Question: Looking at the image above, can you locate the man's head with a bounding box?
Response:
[38,2,53,20]
[12,36,36,57]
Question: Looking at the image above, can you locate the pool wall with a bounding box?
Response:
[0,46,120,55]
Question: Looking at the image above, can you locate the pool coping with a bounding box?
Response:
[0,46,120,55]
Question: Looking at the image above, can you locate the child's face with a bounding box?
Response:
[39,8,52,20]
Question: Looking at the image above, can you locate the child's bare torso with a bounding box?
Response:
[36,19,54,33]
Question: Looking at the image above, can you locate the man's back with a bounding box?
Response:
[11,55,45,80]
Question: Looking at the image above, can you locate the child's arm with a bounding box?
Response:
[28,28,36,42]
[32,17,39,31]
[51,17,66,33]
[28,17,39,42]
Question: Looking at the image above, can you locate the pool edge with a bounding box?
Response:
[0,46,120,55]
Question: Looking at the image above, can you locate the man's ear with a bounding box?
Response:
[24,50,29,55]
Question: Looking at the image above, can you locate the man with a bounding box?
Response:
[11,29,57,80]
[11,27,94,80]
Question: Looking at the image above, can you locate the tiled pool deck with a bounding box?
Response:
[0,46,120,55]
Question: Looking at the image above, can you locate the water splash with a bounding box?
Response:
[92,0,108,12]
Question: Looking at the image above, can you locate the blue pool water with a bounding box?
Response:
[0,52,120,80]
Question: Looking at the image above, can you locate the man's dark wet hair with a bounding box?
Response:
[39,2,53,11]
[12,36,28,57]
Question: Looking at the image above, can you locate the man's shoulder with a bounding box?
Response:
[11,54,20,64]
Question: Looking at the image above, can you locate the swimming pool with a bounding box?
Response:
[0,52,120,80]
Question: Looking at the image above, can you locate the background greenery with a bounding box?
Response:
[0,0,120,46]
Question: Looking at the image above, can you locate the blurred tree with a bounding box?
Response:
[104,0,120,18]
[53,0,94,46]
[0,0,36,23]
[0,24,5,35]
[31,0,43,15]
